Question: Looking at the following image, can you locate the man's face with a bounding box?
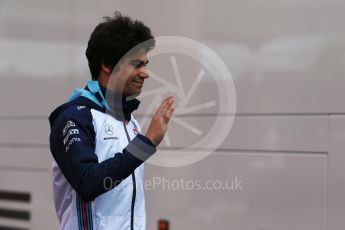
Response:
[110,49,149,97]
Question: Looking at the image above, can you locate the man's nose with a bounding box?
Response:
[139,66,149,78]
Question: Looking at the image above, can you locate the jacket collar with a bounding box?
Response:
[68,80,140,121]
[99,85,140,121]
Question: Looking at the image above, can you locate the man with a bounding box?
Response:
[49,12,174,230]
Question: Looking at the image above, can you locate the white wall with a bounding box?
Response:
[0,0,344,229]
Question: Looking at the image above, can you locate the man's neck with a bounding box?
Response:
[97,73,109,89]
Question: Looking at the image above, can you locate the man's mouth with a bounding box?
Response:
[132,79,144,84]
[132,80,144,88]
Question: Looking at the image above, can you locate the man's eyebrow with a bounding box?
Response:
[130,59,149,65]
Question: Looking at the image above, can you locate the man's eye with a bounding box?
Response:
[133,63,147,68]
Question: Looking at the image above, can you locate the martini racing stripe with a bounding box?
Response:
[77,195,93,230]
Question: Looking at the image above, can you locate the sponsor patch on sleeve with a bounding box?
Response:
[62,120,81,152]
[63,129,80,145]
[62,120,76,136]
[65,137,81,152]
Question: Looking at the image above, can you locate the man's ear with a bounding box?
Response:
[101,64,112,74]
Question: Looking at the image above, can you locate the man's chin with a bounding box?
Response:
[125,90,141,98]
[133,91,141,97]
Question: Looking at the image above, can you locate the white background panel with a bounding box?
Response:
[145,152,327,230]
[0,0,344,229]
[222,116,328,152]
[0,148,52,170]
[199,0,345,114]
[0,120,49,145]
[200,0,345,39]
[143,116,328,152]
[0,77,81,117]
[328,116,345,230]
[0,171,59,230]
[135,41,345,115]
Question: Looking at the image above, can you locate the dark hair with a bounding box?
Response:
[86,11,155,80]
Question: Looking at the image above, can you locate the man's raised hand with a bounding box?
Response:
[145,96,175,147]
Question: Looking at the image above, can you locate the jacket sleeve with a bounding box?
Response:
[49,107,156,201]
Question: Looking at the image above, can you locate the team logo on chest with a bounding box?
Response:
[104,124,114,135]
[103,123,118,140]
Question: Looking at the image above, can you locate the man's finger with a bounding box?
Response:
[166,107,174,121]
[161,96,174,114]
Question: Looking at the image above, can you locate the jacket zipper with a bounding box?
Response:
[123,121,136,230]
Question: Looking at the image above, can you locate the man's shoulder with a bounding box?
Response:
[60,103,91,120]
[50,96,104,129]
